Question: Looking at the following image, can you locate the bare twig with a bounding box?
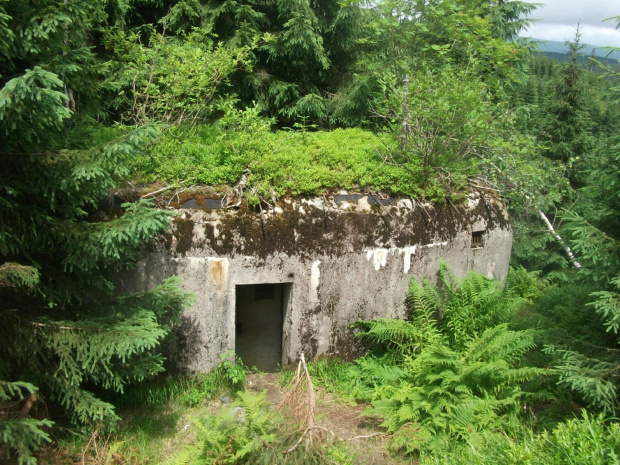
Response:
[167,185,195,207]
[347,432,389,441]
[141,180,187,199]
[81,427,99,465]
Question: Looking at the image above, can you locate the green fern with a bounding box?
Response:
[353,267,542,454]
[168,389,326,465]
[409,263,526,349]
[364,325,543,452]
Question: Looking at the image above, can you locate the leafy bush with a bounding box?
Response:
[111,350,247,409]
[182,351,247,406]
[409,262,527,348]
[361,323,542,453]
[516,282,620,414]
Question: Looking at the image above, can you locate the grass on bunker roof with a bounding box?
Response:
[128,125,472,203]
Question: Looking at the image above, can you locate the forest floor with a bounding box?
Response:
[41,372,412,465]
[245,372,405,465]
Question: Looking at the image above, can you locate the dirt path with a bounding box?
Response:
[246,373,411,464]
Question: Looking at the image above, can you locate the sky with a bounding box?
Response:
[523,0,620,48]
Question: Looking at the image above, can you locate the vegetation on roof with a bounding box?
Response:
[130,124,452,202]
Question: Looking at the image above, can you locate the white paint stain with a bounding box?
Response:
[366,249,388,271]
[310,260,321,305]
[468,196,480,208]
[179,256,206,267]
[366,242,448,273]
[423,241,448,248]
[398,246,417,273]
[211,221,221,238]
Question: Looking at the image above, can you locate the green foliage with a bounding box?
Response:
[418,411,620,465]
[104,27,254,125]
[362,324,542,453]
[540,29,594,174]
[0,418,53,465]
[157,0,366,127]
[351,0,531,94]
[0,2,195,461]
[1,278,193,426]
[178,390,275,464]
[182,351,247,406]
[286,356,355,397]
[131,122,457,200]
[375,68,511,197]
[540,76,620,414]
[409,263,526,348]
[112,350,247,409]
[168,390,326,465]
[351,267,542,454]
[504,266,548,302]
[0,382,53,465]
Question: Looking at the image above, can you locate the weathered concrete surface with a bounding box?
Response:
[121,192,512,372]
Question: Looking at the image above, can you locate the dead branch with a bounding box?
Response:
[538,210,582,269]
[141,180,187,199]
[225,167,251,208]
[278,353,391,456]
[300,353,316,428]
[167,185,195,207]
[347,432,389,441]
[17,392,37,419]
[81,427,99,465]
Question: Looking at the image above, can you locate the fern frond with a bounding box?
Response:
[353,318,436,354]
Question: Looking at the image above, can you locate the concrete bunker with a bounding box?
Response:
[235,283,292,372]
[122,191,513,373]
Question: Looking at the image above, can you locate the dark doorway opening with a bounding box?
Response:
[235,283,292,372]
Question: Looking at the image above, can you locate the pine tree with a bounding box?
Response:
[159,0,367,127]
[0,1,193,462]
[540,28,594,183]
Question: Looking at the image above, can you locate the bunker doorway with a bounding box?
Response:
[235,283,292,372]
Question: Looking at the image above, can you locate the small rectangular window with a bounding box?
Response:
[254,284,275,300]
[471,230,485,248]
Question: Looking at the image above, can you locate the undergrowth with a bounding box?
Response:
[108,350,247,409]
[418,410,620,465]
[347,265,549,455]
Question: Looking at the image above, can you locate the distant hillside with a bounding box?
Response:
[521,38,620,65]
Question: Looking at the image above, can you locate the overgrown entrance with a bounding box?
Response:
[235,283,292,372]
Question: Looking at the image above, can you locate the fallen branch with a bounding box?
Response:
[538,210,582,269]
[167,185,195,207]
[299,353,316,429]
[347,432,389,441]
[141,180,187,199]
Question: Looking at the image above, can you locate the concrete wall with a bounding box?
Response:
[119,192,512,372]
